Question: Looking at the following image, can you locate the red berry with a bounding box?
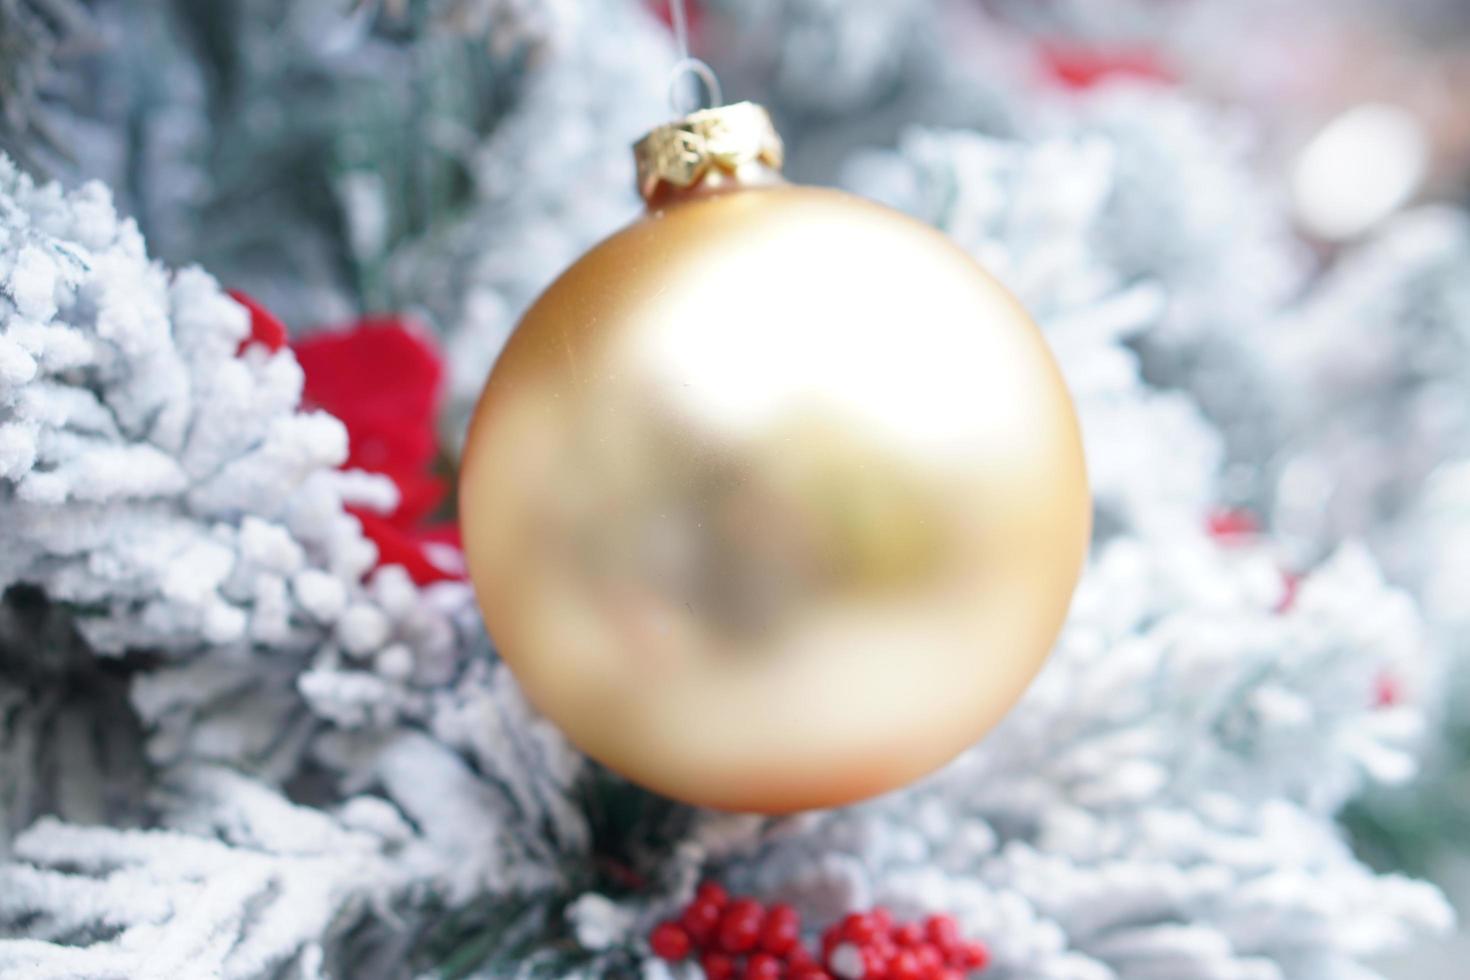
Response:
[859,945,889,979]
[1275,570,1300,614]
[888,949,923,980]
[760,903,802,956]
[870,907,894,934]
[1376,671,1403,708]
[839,913,881,946]
[786,942,815,966]
[1039,42,1175,91]
[952,940,987,969]
[924,915,961,956]
[894,922,924,947]
[744,952,784,980]
[650,921,693,961]
[1206,507,1259,542]
[702,950,738,980]
[698,881,731,907]
[791,966,833,980]
[913,943,944,975]
[719,898,765,954]
[955,940,990,971]
[683,898,723,945]
[935,971,964,980]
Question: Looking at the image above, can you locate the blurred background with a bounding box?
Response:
[4,0,1470,975]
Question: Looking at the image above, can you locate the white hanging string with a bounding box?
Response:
[669,0,691,58]
[666,0,723,114]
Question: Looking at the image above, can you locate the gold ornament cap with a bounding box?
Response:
[634,101,785,202]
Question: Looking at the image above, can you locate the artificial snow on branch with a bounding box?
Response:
[0,158,480,785]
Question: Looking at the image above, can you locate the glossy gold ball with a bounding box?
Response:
[459,183,1090,813]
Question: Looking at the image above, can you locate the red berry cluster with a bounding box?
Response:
[818,910,989,980]
[649,884,990,980]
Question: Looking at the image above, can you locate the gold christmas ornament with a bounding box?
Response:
[459,102,1090,813]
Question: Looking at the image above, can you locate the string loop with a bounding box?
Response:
[668,57,723,114]
[665,0,723,114]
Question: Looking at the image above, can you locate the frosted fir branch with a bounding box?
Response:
[1050,89,1305,344]
[0,748,601,980]
[960,538,1429,819]
[315,717,582,903]
[1406,462,1470,639]
[844,87,1305,342]
[0,0,91,170]
[1268,208,1470,557]
[0,766,407,980]
[1294,211,1470,884]
[845,127,1223,537]
[385,0,675,436]
[0,589,149,857]
[705,0,944,116]
[0,159,513,974]
[23,0,592,330]
[1047,89,1306,511]
[0,159,483,778]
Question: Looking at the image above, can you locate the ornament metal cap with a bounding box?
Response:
[633,101,785,203]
